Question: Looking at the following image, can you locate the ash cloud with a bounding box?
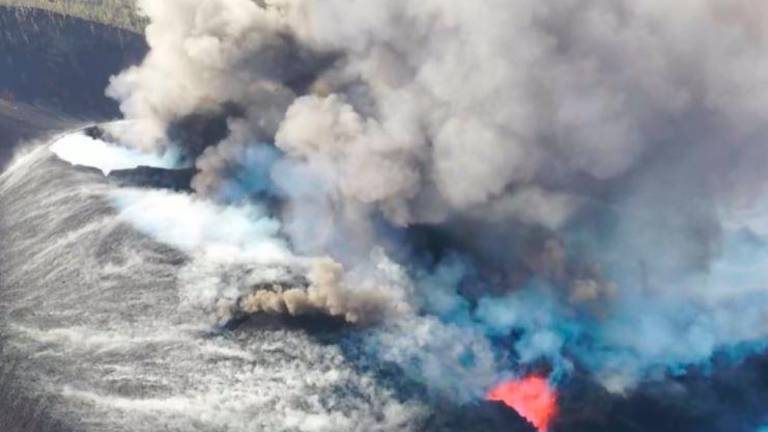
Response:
[106,0,768,403]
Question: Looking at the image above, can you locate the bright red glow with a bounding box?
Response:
[486,376,558,432]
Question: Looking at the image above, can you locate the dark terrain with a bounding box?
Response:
[0,6,146,167]
[0,6,146,431]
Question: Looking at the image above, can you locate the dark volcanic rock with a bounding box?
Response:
[108,166,196,192]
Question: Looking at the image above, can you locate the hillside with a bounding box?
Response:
[0,0,145,32]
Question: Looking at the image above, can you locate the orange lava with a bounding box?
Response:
[486,376,558,432]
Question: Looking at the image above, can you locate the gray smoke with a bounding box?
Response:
[105,0,768,398]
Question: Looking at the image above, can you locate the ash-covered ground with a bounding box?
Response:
[0,7,527,432]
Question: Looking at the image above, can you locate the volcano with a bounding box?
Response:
[3,2,768,432]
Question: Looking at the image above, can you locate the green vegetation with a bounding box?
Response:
[0,0,146,32]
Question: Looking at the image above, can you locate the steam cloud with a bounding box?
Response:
[105,0,768,399]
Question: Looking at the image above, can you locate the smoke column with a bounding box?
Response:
[104,0,768,405]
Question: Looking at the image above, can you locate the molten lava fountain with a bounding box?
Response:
[487,376,558,432]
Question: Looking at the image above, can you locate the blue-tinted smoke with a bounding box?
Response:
[192,139,766,400]
[178,129,768,398]
[211,144,280,203]
[405,220,768,393]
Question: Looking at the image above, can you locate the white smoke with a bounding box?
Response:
[50,130,180,175]
[111,188,290,261]
[110,188,412,325]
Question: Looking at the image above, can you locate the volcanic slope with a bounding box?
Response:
[0,0,144,32]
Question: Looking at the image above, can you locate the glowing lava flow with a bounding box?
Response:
[487,376,558,432]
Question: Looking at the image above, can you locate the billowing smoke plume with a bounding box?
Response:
[106,0,768,400]
[110,188,412,326]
